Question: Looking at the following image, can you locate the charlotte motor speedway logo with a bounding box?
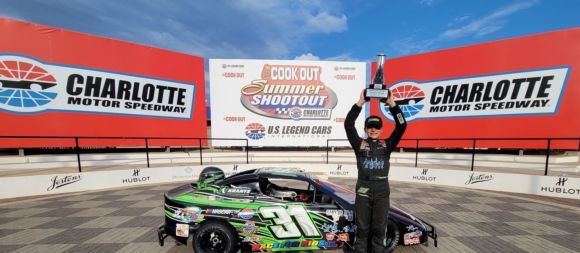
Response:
[0,59,58,109]
[245,123,266,140]
[0,55,195,118]
[381,67,569,122]
[240,64,338,120]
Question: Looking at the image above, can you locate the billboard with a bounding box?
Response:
[372,28,580,149]
[0,18,207,148]
[210,59,365,146]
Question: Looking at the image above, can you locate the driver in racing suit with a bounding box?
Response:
[344,90,407,253]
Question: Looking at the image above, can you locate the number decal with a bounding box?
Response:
[287,205,319,237]
[259,205,321,239]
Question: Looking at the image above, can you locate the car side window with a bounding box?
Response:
[260,178,316,203]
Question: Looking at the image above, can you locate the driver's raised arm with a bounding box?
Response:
[385,99,407,150]
[344,90,365,151]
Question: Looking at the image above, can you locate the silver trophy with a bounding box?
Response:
[365,54,390,102]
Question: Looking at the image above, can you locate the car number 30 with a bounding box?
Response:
[259,205,321,239]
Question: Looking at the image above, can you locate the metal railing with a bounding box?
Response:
[326,137,580,176]
[0,136,249,172]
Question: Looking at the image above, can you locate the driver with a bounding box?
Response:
[344,89,406,253]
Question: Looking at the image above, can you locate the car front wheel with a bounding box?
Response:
[192,221,238,253]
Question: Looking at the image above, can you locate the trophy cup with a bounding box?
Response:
[365,54,390,102]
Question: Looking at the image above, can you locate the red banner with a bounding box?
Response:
[372,28,580,149]
[0,18,207,148]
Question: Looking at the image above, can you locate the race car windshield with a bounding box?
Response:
[315,179,355,204]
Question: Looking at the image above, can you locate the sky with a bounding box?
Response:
[1,0,579,106]
[2,0,579,61]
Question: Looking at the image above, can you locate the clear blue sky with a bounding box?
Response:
[2,0,579,61]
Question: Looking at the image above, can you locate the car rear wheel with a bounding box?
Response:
[192,221,238,253]
[385,219,400,253]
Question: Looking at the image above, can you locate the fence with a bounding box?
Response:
[0,136,249,172]
[327,137,580,176]
[1,136,578,176]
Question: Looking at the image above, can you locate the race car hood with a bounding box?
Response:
[165,183,197,199]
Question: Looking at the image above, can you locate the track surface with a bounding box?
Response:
[0,179,579,253]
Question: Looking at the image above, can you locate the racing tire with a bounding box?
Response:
[192,221,238,253]
[385,219,400,253]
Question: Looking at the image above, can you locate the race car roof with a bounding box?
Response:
[224,167,312,183]
[255,167,307,177]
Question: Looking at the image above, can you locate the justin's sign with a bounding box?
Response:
[381,67,569,122]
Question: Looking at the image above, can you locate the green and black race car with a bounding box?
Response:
[157,167,437,252]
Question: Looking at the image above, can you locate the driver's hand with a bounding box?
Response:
[386,89,396,107]
[356,89,366,107]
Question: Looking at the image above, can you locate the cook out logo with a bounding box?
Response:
[240,64,337,120]
[381,67,569,122]
[0,55,195,118]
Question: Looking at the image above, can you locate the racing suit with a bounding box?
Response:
[344,103,406,253]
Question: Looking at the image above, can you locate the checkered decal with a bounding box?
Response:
[275,108,290,114]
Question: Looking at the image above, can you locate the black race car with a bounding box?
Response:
[158,167,438,252]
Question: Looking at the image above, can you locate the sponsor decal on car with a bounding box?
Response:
[325,232,335,240]
[321,223,338,233]
[242,236,261,242]
[337,232,349,242]
[238,208,256,220]
[406,225,418,232]
[403,231,423,245]
[176,223,189,237]
[173,207,203,223]
[220,187,252,195]
[325,209,354,222]
[205,208,239,215]
[251,240,337,251]
[239,221,259,234]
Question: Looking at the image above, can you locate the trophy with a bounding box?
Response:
[365,54,390,102]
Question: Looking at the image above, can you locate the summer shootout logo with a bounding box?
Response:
[0,54,195,118]
[240,64,338,120]
[380,67,570,122]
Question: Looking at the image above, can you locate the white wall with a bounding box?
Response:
[1,163,578,200]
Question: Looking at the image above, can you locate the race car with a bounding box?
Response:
[157,167,437,252]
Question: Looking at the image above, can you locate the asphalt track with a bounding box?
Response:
[0,179,579,253]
